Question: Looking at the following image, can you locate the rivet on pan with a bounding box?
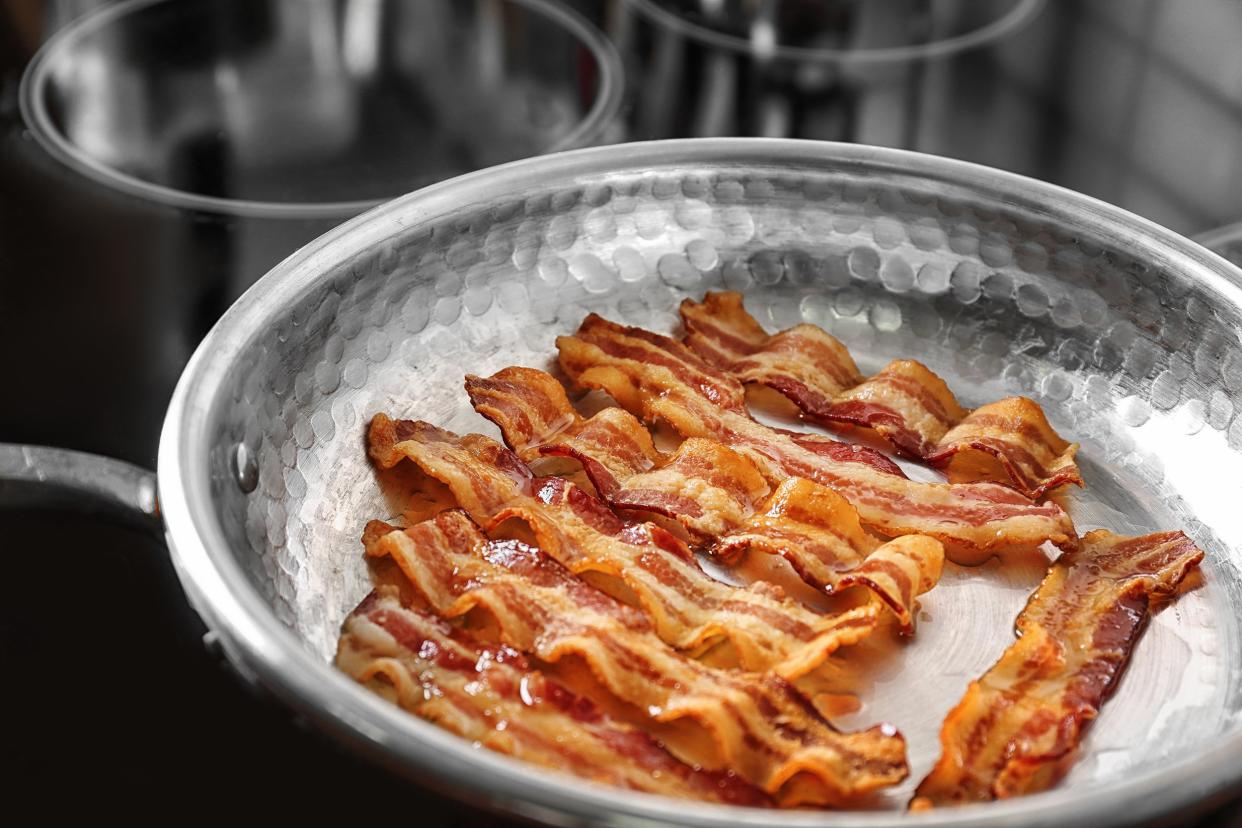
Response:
[234,443,258,493]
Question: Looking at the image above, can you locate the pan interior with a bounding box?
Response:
[198,151,1242,812]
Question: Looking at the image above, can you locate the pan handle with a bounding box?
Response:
[0,443,161,534]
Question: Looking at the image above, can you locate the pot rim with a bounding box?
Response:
[19,0,624,220]
[622,0,1045,65]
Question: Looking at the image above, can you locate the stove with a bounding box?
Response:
[3,1,1242,822]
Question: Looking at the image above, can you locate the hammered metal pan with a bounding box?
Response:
[4,139,1242,826]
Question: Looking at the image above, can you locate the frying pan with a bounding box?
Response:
[4,139,1242,826]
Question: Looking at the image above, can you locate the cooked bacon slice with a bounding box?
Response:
[337,588,770,805]
[775,428,907,478]
[467,366,902,511]
[466,367,659,498]
[466,367,940,627]
[716,478,942,632]
[926,397,1084,500]
[682,290,863,402]
[364,510,908,805]
[556,314,1077,562]
[715,478,876,571]
[680,292,1081,498]
[609,437,771,540]
[368,415,908,678]
[818,360,967,459]
[911,530,1204,809]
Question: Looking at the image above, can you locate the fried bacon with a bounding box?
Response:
[467,367,659,499]
[467,369,940,631]
[911,530,1204,809]
[364,510,909,805]
[682,290,863,402]
[717,478,942,631]
[610,437,772,540]
[466,366,901,529]
[337,588,770,805]
[556,314,1076,562]
[470,366,727,529]
[679,292,1081,499]
[819,360,967,459]
[926,397,1084,499]
[368,414,928,677]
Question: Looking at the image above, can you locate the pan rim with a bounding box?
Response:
[159,137,1242,826]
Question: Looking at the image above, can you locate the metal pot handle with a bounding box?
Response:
[0,443,161,534]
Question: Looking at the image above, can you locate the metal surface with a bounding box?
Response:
[2,0,622,468]
[611,0,1044,147]
[20,0,624,218]
[622,0,1045,64]
[155,138,1242,826]
[1198,222,1242,270]
[0,443,160,532]
[605,1,1242,239]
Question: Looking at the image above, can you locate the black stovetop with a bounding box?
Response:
[0,508,532,823]
[4,2,1242,824]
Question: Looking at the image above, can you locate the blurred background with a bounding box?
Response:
[2,0,1242,821]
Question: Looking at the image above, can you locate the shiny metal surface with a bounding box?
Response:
[4,0,621,467]
[158,139,1242,826]
[21,0,623,217]
[1198,222,1242,270]
[607,0,1242,239]
[623,0,1045,63]
[612,0,1043,146]
[0,443,160,532]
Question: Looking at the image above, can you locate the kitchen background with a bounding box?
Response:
[3,0,1241,822]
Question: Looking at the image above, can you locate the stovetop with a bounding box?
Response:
[0,508,531,823]
[4,1,1242,823]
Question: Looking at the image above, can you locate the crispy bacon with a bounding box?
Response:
[468,367,903,505]
[819,360,967,459]
[368,414,910,678]
[467,367,659,499]
[680,292,1081,499]
[926,397,1084,499]
[911,530,1204,809]
[683,290,863,402]
[609,437,771,539]
[717,478,942,632]
[556,314,1077,562]
[364,510,909,805]
[337,588,771,805]
[466,367,941,630]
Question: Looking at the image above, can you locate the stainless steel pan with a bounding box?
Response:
[4,139,1242,826]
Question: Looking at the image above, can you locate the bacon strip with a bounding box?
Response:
[467,367,659,499]
[819,360,967,459]
[680,292,1081,499]
[368,414,923,677]
[717,478,942,630]
[364,510,909,805]
[926,397,1084,499]
[466,366,940,629]
[609,437,771,539]
[556,314,1077,563]
[337,588,770,805]
[467,366,902,509]
[911,530,1204,809]
[683,291,863,402]
[612,445,940,633]
[468,365,766,533]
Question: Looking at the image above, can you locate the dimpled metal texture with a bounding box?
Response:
[167,141,1242,826]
